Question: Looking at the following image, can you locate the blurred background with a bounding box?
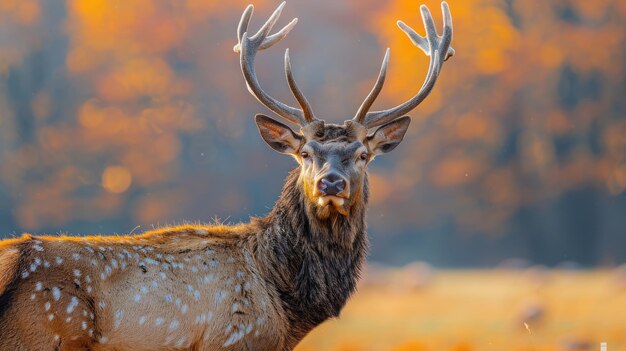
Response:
[0,0,625,349]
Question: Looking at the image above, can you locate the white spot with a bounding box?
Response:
[52,287,61,301]
[246,323,253,334]
[65,317,72,323]
[215,290,228,303]
[199,274,215,285]
[223,330,245,347]
[44,301,51,311]
[74,279,81,287]
[151,280,158,289]
[43,261,50,268]
[48,314,55,321]
[86,285,92,293]
[138,316,146,325]
[30,293,36,300]
[155,317,164,326]
[33,245,44,252]
[29,264,37,272]
[256,316,265,326]
[84,246,95,253]
[100,273,106,281]
[236,271,244,279]
[99,336,108,344]
[85,275,92,283]
[21,271,29,279]
[35,282,43,291]
[110,258,118,269]
[195,314,205,324]
[175,336,187,348]
[98,300,106,310]
[73,269,81,277]
[164,294,173,303]
[234,284,241,293]
[244,281,251,291]
[164,335,175,346]
[67,296,79,314]
[140,286,148,294]
[168,319,179,331]
[231,303,240,313]
[81,321,88,330]
[104,265,112,275]
[53,334,60,342]
[72,253,81,261]
[195,229,208,235]
[159,272,167,280]
[114,309,123,329]
[175,298,181,307]
[133,294,141,302]
[180,304,189,314]
[55,257,63,265]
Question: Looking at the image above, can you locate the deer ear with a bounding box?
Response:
[366,116,411,155]
[255,114,303,154]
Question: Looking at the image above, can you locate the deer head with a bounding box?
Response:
[234,2,454,218]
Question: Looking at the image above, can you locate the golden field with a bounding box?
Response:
[296,268,626,351]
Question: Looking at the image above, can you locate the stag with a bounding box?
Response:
[0,2,453,350]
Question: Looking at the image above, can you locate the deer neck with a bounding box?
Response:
[254,167,369,336]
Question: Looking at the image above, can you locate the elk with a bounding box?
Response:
[0,2,453,350]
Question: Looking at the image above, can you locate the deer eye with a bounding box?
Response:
[359,152,369,161]
[300,151,309,159]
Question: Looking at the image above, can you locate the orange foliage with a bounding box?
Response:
[296,270,625,351]
[0,0,624,236]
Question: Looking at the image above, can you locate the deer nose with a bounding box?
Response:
[318,173,346,196]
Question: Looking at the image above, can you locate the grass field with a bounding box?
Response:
[296,268,626,351]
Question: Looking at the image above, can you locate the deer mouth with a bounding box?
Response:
[317,195,349,216]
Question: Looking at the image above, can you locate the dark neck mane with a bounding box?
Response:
[253,168,369,339]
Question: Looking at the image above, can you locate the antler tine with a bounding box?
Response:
[441,1,455,60]
[234,2,314,126]
[260,18,298,50]
[236,5,254,44]
[285,49,315,122]
[359,1,454,129]
[353,48,390,124]
[250,1,285,42]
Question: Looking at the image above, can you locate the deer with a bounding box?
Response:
[0,2,454,350]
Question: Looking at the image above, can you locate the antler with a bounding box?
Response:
[354,2,454,129]
[234,2,316,126]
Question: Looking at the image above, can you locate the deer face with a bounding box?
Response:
[256,115,410,216]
